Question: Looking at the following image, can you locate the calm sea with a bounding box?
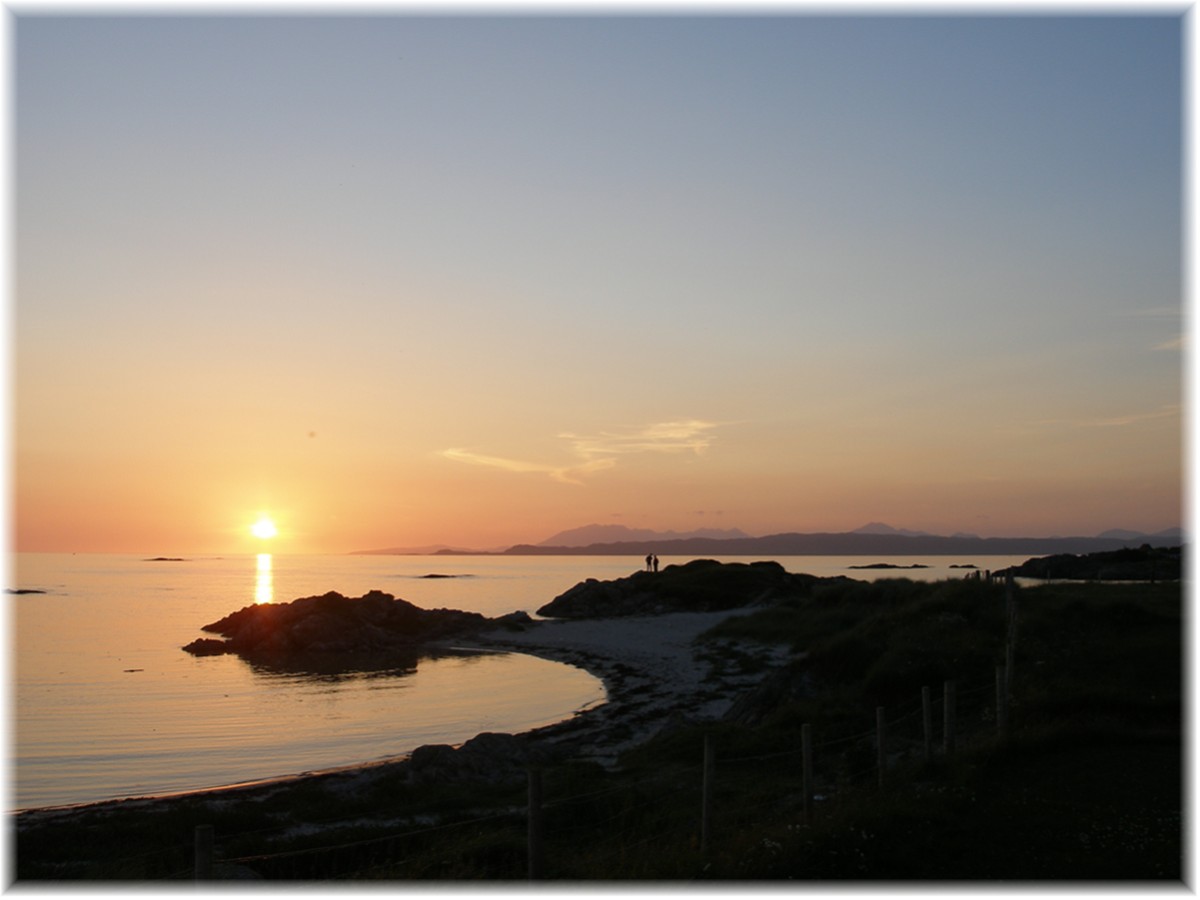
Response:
[9,551,1031,811]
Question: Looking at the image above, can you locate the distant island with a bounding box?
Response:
[353,522,1185,558]
[847,562,930,570]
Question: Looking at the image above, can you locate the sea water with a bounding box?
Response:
[9,552,1031,810]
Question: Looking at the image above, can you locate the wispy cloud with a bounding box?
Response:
[1025,404,1181,430]
[440,448,617,485]
[559,419,718,457]
[1109,306,1185,352]
[1073,405,1180,428]
[441,449,560,477]
[442,420,720,485]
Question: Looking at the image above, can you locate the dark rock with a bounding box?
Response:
[493,610,534,631]
[183,590,492,660]
[406,732,548,785]
[996,545,1183,581]
[407,743,457,772]
[536,559,825,619]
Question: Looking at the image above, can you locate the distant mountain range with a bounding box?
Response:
[851,522,933,538]
[537,523,752,547]
[352,523,1185,557]
[1096,527,1184,541]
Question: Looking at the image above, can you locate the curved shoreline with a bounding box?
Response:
[16,610,776,821]
[457,609,777,762]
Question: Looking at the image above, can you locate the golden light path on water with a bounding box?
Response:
[256,553,273,604]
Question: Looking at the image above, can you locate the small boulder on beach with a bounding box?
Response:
[407,732,550,786]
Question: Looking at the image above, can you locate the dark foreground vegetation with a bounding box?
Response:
[15,573,1182,883]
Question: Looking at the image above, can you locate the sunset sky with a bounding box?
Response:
[14,11,1184,555]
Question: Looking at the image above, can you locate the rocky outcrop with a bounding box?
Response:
[536,558,828,619]
[183,590,497,659]
[996,545,1182,581]
[406,732,552,786]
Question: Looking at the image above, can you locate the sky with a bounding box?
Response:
[12,10,1185,555]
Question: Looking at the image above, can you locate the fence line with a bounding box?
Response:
[188,660,1021,880]
[219,805,522,870]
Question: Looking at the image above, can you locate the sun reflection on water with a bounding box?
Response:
[255,553,273,605]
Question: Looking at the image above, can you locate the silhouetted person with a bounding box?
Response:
[645,553,653,572]
[653,555,659,573]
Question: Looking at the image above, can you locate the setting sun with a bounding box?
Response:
[251,517,278,540]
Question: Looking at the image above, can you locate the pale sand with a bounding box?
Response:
[462,610,789,764]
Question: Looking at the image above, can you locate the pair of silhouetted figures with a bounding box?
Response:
[644,554,659,573]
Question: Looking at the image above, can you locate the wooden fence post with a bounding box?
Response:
[527,767,544,880]
[801,723,813,827]
[701,734,715,855]
[1005,574,1017,693]
[996,665,1009,741]
[875,706,886,789]
[194,824,213,881]
[921,685,932,764]
[943,680,956,756]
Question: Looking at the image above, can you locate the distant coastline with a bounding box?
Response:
[353,529,1185,558]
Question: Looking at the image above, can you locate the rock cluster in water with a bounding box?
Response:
[996,545,1182,581]
[183,590,531,659]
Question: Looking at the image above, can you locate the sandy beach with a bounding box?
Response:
[462,609,788,764]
